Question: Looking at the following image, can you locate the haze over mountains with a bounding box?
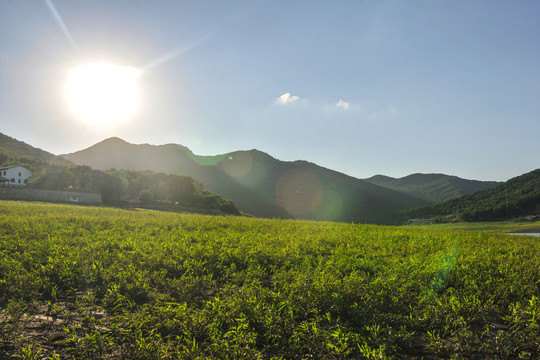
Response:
[365,174,500,204]
[61,137,432,223]
[0,132,72,171]
[4,131,531,224]
[59,136,508,224]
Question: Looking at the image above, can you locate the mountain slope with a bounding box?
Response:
[62,138,430,223]
[410,169,540,220]
[365,173,500,203]
[0,132,72,171]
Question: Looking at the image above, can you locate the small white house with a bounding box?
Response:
[65,195,83,203]
[0,165,32,187]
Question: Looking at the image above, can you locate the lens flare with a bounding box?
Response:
[421,241,460,303]
[318,189,343,221]
[276,169,323,216]
[222,152,254,178]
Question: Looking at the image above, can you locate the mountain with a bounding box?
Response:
[0,132,72,171]
[365,173,501,204]
[61,137,430,223]
[410,169,540,221]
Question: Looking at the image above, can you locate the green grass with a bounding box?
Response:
[1,200,539,359]
[406,219,540,234]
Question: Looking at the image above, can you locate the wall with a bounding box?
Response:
[0,187,102,204]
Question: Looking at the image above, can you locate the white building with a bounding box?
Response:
[0,165,32,187]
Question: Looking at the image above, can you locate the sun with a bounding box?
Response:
[64,62,141,127]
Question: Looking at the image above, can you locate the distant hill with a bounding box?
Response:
[0,132,72,172]
[365,173,500,204]
[62,137,430,224]
[410,169,540,221]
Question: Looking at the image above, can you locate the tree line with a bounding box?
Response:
[29,165,240,215]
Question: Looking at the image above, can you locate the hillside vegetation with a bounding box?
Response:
[0,133,239,215]
[30,165,240,215]
[0,132,72,172]
[365,173,500,204]
[1,201,539,359]
[410,169,540,221]
[61,137,429,223]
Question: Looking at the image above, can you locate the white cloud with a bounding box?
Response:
[336,99,350,110]
[277,92,300,104]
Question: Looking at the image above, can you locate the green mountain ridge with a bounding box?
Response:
[0,133,242,214]
[365,173,501,203]
[61,137,430,224]
[61,138,290,218]
[410,169,540,221]
[0,132,72,172]
[6,131,533,225]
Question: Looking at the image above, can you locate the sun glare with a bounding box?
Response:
[64,62,141,127]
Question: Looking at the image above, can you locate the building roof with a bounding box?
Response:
[0,165,30,171]
[0,176,10,182]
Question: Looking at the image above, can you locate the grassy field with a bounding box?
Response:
[0,201,539,359]
[406,220,540,234]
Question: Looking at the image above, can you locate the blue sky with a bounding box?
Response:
[1,1,539,181]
